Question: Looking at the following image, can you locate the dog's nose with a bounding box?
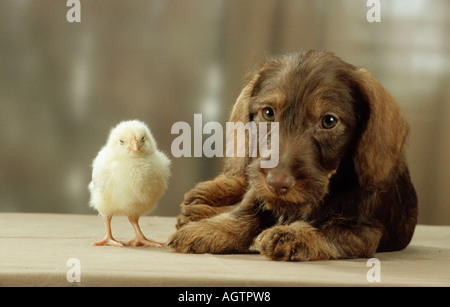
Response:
[266,171,295,195]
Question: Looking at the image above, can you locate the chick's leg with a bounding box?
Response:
[127,216,165,247]
[92,215,124,247]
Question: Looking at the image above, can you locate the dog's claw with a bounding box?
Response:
[181,207,190,216]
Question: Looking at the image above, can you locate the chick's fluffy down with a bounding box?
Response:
[89,121,171,218]
[89,151,170,217]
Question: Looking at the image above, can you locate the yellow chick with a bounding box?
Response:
[89,120,171,247]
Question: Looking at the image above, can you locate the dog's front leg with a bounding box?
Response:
[176,174,247,228]
[256,220,383,261]
[169,194,262,254]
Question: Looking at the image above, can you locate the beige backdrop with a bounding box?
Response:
[0,0,448,225]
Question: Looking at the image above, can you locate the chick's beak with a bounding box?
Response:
[128,135,140,152]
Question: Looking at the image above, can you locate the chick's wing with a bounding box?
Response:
[91,148,114,191]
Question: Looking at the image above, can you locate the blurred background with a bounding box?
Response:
[0,0,448,225]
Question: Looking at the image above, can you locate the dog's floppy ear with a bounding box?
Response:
[353,68,408,190]
[223,73,261,177]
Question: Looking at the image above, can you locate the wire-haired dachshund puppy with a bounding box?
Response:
[169,50,418,261]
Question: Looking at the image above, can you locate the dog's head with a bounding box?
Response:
[224,50,408,210]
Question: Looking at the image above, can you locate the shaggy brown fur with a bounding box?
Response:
[169,50,418,261]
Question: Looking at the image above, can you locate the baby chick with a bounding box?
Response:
[89,120,171,247]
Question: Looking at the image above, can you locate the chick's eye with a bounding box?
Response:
[261,107,275,122]
[321,114,338,129]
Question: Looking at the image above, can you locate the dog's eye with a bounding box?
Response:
[321,114,338,129]
[261,107,275,122]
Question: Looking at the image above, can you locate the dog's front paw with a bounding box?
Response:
[176,202,231,229]
[168,222,213,254]
[176,186,214,228]
[256,226,307,261]
[175,184,236,229]
[169,215,246,254]
[176,203,210,229]
[256,224,335,261]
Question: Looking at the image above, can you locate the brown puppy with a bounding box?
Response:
[169,50,418,261]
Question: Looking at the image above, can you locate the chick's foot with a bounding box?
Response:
[127,216,165,247]
[93,215,125,247]
[126,237,165,247]
[92,236,125,247]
